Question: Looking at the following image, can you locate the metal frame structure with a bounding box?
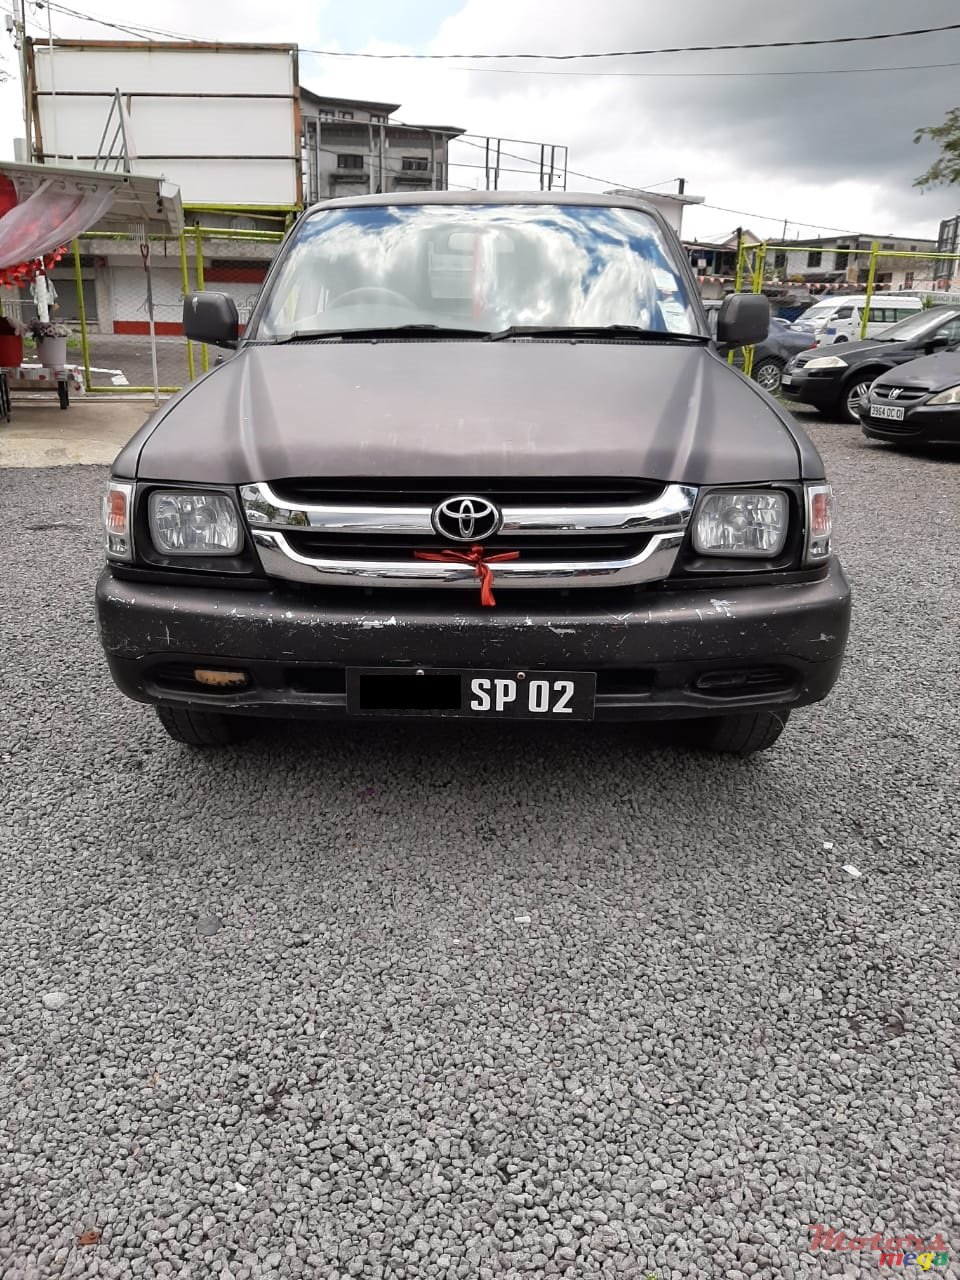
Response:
[728,240,960,376]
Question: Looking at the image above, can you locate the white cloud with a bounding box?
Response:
[2,0,958,241]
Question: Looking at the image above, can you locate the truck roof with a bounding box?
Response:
[305,189,664,217]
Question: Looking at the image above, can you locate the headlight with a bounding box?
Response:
[804,355,848,370]
[803,483,834,565]
[102,480,134,561]
[928,384,960,405]
[148,491,242,556]
[693,490,788,557]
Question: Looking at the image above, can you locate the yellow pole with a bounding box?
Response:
[743,243,767,378]
[72,239,92,393]
[194,223,209,374]
[179,231,195,382]
[728,229,745,365]
[861,242,879,339]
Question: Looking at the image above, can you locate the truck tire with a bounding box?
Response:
[156,705,243,746]
[677,709,789,756]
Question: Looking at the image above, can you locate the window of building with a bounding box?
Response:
[339,111,354,120]
[904,272,915,289]
[370,113,386,123]
[337,154,364,170]
[806,250,822,268]
[401,156,430,172]
[318,110,336,121]
[773,250,786,269]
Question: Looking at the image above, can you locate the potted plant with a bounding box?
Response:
[28,318,71,369]
[0,315,24,369]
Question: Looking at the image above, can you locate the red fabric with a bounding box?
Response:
[414,543,519,607]
[0,176,18,219]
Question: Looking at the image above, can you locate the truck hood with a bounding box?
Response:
[127,340,810,485]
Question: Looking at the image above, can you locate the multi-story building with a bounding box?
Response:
[299,90,464,203]
[778,233,938,291]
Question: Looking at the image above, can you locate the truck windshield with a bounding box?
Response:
[252,203,701,339]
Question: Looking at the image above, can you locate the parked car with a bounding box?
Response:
[788,295,923,346]
[860,350,960,444]
[96,192,850,756]
[704,299,815,393]
[781,305,960,422]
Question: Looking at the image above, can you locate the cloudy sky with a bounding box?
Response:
[1,0,958,242]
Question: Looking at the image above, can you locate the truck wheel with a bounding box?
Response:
[156,705,243,746]
[676,709,789,756]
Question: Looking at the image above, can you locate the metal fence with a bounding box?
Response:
[60,224,287,395]
[729,239,960,376]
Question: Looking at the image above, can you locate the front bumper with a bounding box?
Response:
[780,367,842,410]
[861,403,960,443]
[96,563,851,722]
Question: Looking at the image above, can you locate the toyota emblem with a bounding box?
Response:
[432,495,502,542]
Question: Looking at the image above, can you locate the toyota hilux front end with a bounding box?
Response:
[96,193,851,754]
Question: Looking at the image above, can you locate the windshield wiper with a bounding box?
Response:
[485,324,708,343]
[274,324,491,343]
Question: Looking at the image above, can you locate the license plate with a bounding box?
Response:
[870,404,905,421]
[781,374,793,387]
[346,668,596,720]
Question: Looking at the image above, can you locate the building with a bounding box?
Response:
[778,233,938,291]
[935,215,960,285]
[300,90,464,203]
[683,230,763,296]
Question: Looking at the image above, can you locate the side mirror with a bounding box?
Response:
[927,332,951,351]
[716,293,770,348]
[183,291,239,348]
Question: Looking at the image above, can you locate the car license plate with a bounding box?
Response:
[346,668,596,720]
[870,404,905,421]
[781,374,793,387]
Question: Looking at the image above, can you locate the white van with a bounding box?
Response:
[789,295,923,345]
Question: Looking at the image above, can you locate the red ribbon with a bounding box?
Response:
[414,543,519,607]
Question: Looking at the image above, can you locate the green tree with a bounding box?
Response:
[915,107,960,188]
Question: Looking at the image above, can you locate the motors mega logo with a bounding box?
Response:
[809,1225,950,1269]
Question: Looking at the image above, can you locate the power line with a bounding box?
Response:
[40,1,195,40]
[390,58,960,78]
[299,22,960,61]
[697,203,863,236]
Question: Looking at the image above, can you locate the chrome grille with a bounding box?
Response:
[871,385,928,403]
[241,480,698,591]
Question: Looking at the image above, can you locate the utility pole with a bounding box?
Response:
[9,0,31,159]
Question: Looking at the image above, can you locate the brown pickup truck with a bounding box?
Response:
[97,192,850,755]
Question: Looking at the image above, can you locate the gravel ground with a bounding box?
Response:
[2,416,959,1280]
